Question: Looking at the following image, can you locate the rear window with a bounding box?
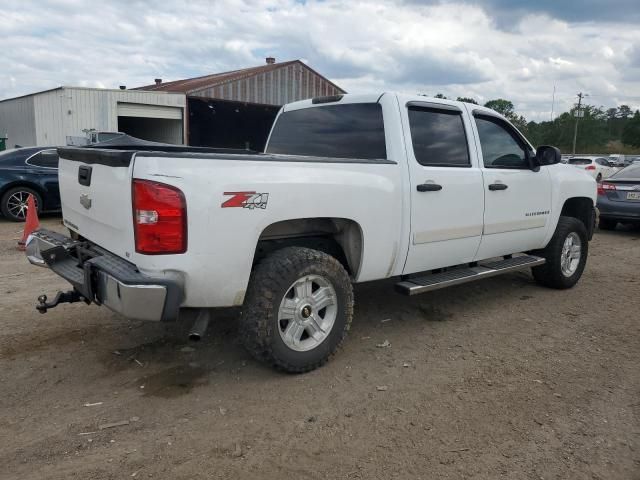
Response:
[612,163,640,180]
[266,103,387,160]
[568,158,592,165]
[26,150,59,168]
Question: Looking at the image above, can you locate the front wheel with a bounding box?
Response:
[239,247,354,373]
[532,216,588,289]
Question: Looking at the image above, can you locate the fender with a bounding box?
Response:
[543,163,597,246]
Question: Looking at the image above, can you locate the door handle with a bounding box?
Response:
[488,183,508,191]
[417,183,442,192]
[78,165,92,186]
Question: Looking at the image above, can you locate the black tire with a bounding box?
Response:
[239,247,354,373]
[532,216,588,289]
[598,217,617,231]
[0,186,42,222]
[596,173,602,182]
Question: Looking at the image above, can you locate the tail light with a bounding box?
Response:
[597,182,616,196]
[132,179,187,254]
[585,165,596,171]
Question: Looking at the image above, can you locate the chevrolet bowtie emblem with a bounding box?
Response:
[80,193,92,209]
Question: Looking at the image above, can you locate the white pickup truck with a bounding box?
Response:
[26,93,596,372]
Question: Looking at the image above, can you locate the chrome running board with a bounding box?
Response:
[395,254,545,296]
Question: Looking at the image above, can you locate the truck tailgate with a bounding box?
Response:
[58,148,135,258]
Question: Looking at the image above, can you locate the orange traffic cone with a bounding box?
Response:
[18,194,40,251]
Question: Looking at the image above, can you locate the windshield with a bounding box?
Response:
[568,158,592,165]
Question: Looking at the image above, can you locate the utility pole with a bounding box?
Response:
[572,92,586,154]
[550,84,556,121]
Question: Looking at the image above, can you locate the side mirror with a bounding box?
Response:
[536,145,561,166]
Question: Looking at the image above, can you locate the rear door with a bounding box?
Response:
[470,113,552,260]
[402,101,485,274]
[596,158,615,179]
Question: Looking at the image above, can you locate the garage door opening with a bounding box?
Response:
[118,117,183,144]
[117,102,184,145]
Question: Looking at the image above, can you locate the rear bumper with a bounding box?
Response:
[597,197,640,221]
[26,229,182,321]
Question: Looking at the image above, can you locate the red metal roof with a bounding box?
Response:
[134,60,344,95]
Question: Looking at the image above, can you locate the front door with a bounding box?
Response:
[471,114,552,260]
[402,102,485,274]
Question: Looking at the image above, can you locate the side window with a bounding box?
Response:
[407,107,470,167]
[475,116,529,169]
[266,103,387,160]
[27,150,59,168]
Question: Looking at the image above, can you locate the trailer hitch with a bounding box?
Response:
[36,290,87,314]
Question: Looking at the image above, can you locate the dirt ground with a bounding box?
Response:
[0,217,638,480]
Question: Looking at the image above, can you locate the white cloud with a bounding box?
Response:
[0,0,639,120]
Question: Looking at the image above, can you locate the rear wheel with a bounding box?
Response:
[239,247,353,373]
[598,217,617,230]
[532,216,588,289]
[1,187,41,222]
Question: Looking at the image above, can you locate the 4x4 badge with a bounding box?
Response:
[221,192,269,209]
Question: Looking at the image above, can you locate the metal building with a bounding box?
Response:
[137,58,345,105]
[136,58,346,150]
[0,59,344,150]
[0,87,186,148]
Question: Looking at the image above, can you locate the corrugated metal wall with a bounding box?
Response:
[190,63,342,105]
[32,88,186,146]
[0,95,37,148]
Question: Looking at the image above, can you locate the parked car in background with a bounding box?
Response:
[568,156,617,182]
[608,156,626,167]
[608,154,625,167]
[0,147,60,221]
[597,162,640,230]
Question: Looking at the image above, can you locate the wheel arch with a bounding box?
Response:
[253,217,364,278]
[0,180,46,201]
[560,197,595,240]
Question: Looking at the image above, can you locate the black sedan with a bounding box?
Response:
[0,147,60,221]
[597,162,640,230]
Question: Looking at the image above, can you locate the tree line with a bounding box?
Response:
[431,93,640,154]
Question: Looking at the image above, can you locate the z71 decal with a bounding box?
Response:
[222,191,269,209]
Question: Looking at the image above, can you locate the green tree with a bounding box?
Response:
[456,97,478,104]
[483,99,514,117]
[618,105,633,119]
[483,99,528,133]
[434,93,447,99]
[622,111,640,147]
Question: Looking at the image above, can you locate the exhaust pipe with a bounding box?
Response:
[188,309,210,341]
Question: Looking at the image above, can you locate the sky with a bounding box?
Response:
[1,0,639,121]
